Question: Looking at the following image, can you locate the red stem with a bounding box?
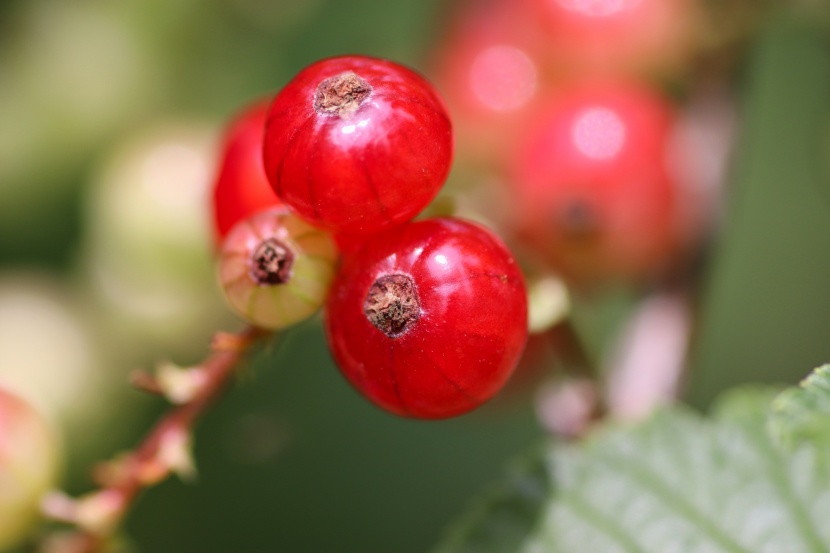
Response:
[40,325,270,553]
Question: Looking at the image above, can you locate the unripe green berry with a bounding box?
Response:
[218,207,338,330]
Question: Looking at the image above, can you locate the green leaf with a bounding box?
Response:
[770,365,830,446]
[433,388,830,553]
[433,448,550,553]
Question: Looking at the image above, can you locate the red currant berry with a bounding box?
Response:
[219,206,338,330]
[533,0,696,74]
[433,0,544,164]
[262,56,453,234]
[212,99,281,242]
[332,230,372,256]
[509,82,682,284]
[324,218,528,419]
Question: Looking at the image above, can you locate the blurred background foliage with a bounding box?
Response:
[0,0,829,552]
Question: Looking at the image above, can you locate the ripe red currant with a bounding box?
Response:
[432,0,544,164]
[533,0,697,74]
[262,55,453,234]
[212,99,281,242]
[509,82,682,284]
[324,218,528,419]
[218,206,338,330]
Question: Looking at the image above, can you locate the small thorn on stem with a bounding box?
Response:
[39,325,271,551]
[157,428,197,482]
[155,362,208,405]
[131,364,208,405]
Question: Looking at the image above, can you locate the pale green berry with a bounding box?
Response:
[218,207,338,330]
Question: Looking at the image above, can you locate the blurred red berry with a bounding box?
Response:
[510,82,683,284]
[325,218,528,419]
[263,55,453,234]
[432,0,545,165]
[212,100,281,243]
[533,0,697,75]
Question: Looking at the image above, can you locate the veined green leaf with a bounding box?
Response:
[434,387,830,553]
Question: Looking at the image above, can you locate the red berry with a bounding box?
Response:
[332,230,372,256]
[324,218,528,419]
[263,56,453,234]
[212,100,281,242]
[533,0,697,74]
[509,82,682,284]
[218,206,338,330]
[432,0,544,164]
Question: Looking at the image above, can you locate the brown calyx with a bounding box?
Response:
[314,72,372,118]
[250,238,295,286]
[363,274,421,338]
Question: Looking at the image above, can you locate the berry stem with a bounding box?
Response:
[549,319,600,386]
[536,319,607,439]
[39,325,272,553]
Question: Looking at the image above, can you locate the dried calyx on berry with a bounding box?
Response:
[250,238,294,285]
[218,207,338,330]
[325,218,529,419]
[262,55,453,235]
[363,274,421,338]
[314,72,372,118]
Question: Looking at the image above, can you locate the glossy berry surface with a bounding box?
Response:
[510,82,682,284]
[212,99,281,242]
[219,206,337,330]
[263,55,453,234]
[324,218,528,419]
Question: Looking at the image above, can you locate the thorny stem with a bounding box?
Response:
[39,325,271,553]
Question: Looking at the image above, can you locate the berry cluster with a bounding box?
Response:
[212,56,529,419]
[433,0,720,287]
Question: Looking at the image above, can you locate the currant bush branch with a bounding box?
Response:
[39,325,271,553]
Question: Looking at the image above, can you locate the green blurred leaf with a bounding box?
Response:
[433,448,550,553]
[434,388,830,553]
[770,365,830,446]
